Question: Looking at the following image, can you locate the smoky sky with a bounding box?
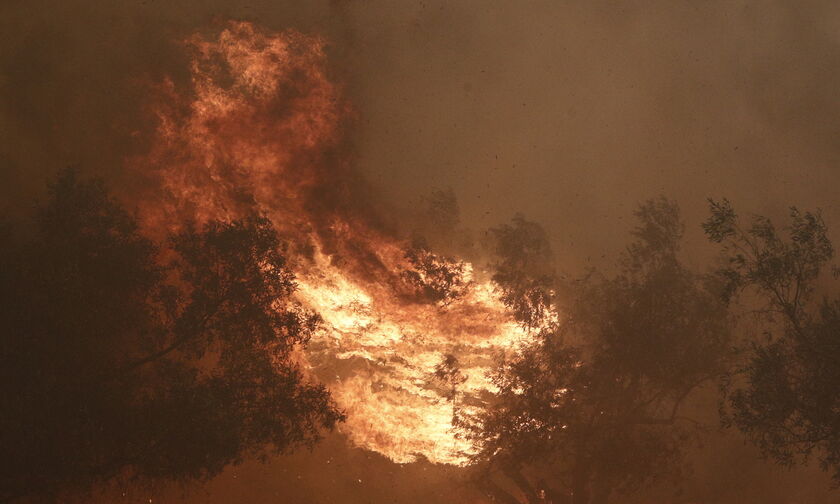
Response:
[3,1,840,502]
[5,1,840,262]
[339,0,840,270]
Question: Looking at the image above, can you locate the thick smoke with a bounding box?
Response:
[3,1,840,503]
[123,20,550,473]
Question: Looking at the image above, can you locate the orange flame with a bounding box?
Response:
[129,21,554,466]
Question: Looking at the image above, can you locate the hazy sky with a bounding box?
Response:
[3,1,840,501]
[4,0,840,269]
[336,0,840,270]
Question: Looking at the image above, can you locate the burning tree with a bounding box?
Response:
[401,244,471,305]
[458,199,733,504]
[117,20,547,468]
[0,171,343,501]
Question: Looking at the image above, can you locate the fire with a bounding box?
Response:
[298,252,537,464]
[128,21,554,466]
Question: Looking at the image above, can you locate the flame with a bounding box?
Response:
[128,21,554,466]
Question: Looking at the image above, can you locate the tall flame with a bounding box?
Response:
[129,21,553,466]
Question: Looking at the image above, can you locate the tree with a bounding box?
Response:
[704,199,840,481]
[486,214,556,329]
[0,170,343,502]
[400,244,471,306]
[460,199,732,504]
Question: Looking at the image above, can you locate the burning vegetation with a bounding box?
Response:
[127,21,553,467]
[3,18,840,504]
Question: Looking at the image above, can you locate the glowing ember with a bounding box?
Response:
[129,21,555,466]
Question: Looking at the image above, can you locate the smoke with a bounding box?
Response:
[334,0,840,272]
[120,20,557,475]
[4,1,840,502]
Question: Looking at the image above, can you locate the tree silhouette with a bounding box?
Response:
[460,199,732,504]
[704,199,840,481]
[486,214,555,330]
[0,170,342,502]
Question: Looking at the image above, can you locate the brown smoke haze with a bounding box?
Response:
[3,1,840,502]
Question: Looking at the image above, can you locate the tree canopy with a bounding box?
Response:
[460,199,732,504]
[0,170,342,502]
[704,199,840,481]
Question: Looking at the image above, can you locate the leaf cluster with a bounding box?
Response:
[0,170,342,501]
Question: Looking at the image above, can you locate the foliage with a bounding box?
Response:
[433,353,468,402]
[0,170,343,502]
[421,188,461,237]
[704,199,840,481]
[461,198,732,504]
[401,245,471,305]
[486,214,556,329]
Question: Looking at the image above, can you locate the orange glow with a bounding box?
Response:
[129,21,556,466]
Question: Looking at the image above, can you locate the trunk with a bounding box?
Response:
[502,464,541,504]
[475,471,523,504]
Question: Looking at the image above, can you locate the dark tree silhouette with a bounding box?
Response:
[704,199,840,481]
[421,188,461,239]
[460,199,732,504]
[0,170,343,502]
[401,245,471,305]
[486,214,555,330]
